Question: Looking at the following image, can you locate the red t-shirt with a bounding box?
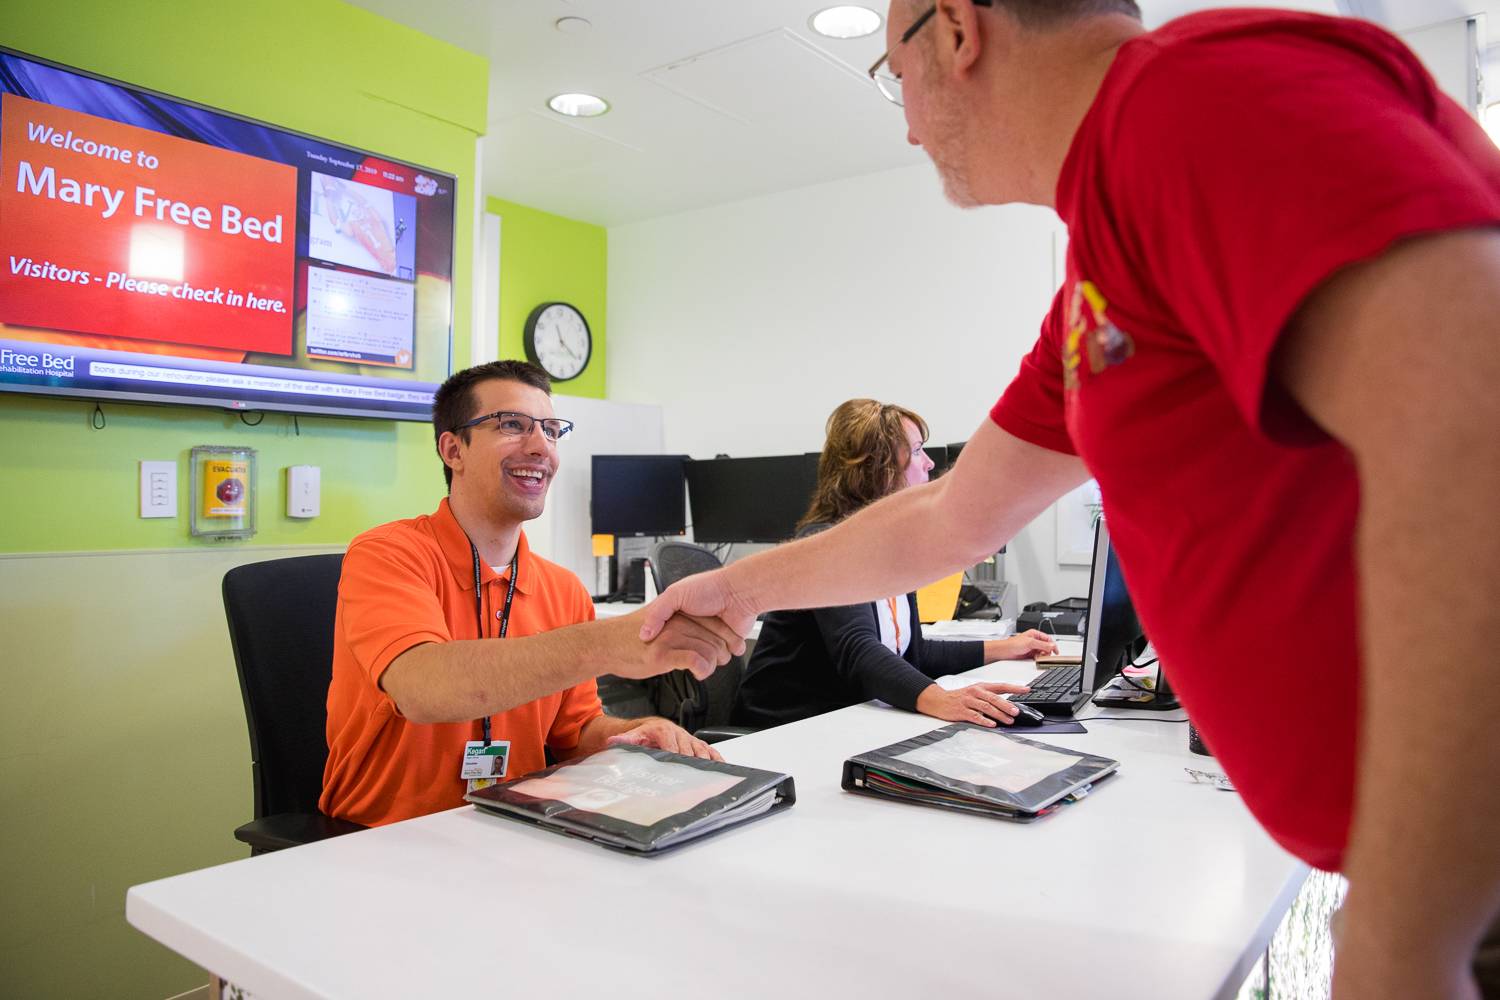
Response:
[992,10,1500,871]
[321,499,602,826]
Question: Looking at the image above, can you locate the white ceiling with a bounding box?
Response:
[347,0,1499,227]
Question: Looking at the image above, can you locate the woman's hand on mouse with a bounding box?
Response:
[915,682,1031,726]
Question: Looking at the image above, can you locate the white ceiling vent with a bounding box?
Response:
[643,28,870,126]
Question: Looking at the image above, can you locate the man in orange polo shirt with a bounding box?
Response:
[322,360,739,827]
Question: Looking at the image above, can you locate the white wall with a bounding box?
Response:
[526,393,665,587]
[1400,15,1486,114]
[606,162,1091,607]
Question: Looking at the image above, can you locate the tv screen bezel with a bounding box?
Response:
[0,44,457,422]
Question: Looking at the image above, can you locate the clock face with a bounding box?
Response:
[525,302,591,381]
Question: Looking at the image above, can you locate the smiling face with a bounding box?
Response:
[441,377,559,526]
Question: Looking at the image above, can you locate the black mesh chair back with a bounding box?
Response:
[648,540,723,591]
[641,541,754,741]
[222,553,364,851]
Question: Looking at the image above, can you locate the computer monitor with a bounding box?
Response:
[685,455,817,544]
[1082,518,1178,710]
[590,455,687,536]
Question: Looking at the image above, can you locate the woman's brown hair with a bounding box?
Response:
[798,399,929,532]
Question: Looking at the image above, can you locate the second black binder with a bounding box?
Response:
[842,723,1118,822]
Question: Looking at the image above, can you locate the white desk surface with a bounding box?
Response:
[128,660,1305,1000]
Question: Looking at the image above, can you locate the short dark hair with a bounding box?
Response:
[431,360,552,489]
[909,0,1141,29]
[1017,0,1140,26]
[1007,0,1140,26]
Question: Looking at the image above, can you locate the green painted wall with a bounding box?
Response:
[0,0,488,555]
[0,2,487,997]
[489,196,607,399]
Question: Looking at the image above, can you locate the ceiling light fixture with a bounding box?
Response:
[809,5,882,39]
[554,16,592,35]
[547,93,610,118]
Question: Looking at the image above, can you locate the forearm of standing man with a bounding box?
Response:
[640,420,1090,638]
[1278,228,1500,999]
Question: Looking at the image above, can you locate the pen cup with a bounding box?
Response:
[1187,723,1212,757]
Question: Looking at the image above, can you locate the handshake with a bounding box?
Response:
[605,568,759,680]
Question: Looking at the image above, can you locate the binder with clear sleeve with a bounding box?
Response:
[842,723,1118,822]
[465,744,795,854]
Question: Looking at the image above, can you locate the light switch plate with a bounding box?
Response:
[287,465,320,518]
[140,460,177,518]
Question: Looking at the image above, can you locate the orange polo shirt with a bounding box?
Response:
[321,498,601,826]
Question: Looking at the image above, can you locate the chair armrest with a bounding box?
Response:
[234,812,368,854]
[694,725,758,745]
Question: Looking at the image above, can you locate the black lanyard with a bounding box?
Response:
[471,541,518,747]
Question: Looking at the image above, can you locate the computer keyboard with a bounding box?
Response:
[1012,665,1082,705]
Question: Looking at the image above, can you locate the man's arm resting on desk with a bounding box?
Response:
[1278,228,1500,999]
[382,611,741,725]
[641,422,1090,637]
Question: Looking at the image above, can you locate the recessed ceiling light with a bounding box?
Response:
[809,5,882,39]
[548,93,609,117]
[554,16,591,35]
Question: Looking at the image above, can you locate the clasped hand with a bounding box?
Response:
[612,605,744,681]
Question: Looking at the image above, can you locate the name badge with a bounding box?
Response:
[460,739,510,783]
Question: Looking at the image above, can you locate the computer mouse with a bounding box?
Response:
[1005,702,1048,727]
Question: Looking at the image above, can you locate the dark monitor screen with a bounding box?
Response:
[686,455,817,544]
[1081,518,1147,694]
[590,455,687,536]
[926,444,952,477]
[944,441,966,468]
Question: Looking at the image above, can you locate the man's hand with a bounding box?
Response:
[984,629,1058,661]
[606,609,743,681]
[606,717,723,762]
[640,567,758,643]
[915,682,1032,726]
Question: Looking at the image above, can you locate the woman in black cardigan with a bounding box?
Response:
[735,399,1057,729]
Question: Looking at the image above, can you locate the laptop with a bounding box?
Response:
[1011,518,1139,717]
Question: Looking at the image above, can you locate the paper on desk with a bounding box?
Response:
[922,619,1016,639]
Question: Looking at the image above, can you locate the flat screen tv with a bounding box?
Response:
[0,47,455,420]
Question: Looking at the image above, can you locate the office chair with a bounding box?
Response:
[639,541,757,744]
[222,553,366,854]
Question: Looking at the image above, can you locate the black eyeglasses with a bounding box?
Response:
[868,0,992,107]
[454,410,574,442]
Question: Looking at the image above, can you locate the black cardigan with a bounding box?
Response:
[734,531,983,728]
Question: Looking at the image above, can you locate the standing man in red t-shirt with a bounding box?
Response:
[641,2,1500,995]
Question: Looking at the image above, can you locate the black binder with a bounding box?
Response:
[466,745,795,854]
[842,723,1118,822]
